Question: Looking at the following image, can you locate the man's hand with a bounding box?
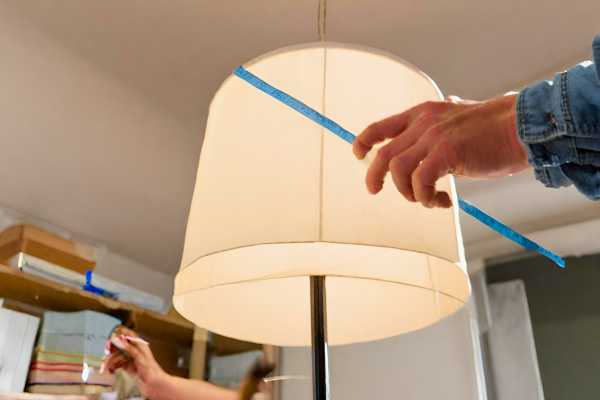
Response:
[352,93,529,208]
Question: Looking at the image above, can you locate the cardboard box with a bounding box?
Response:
[0,225,95,275]
[145,336,190,378]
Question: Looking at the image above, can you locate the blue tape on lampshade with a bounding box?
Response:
[233,65,566,269]
[234,67,356,144]
[458,199,565,268]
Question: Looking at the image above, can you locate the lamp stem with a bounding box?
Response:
[310,276,330,400]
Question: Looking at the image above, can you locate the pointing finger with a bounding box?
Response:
[353,103,428,159]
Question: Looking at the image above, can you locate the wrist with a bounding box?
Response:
[146,370,175,400]
[502,93,529,170]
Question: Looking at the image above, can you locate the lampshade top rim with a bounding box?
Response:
[231,41,443,100]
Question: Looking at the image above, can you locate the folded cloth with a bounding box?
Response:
[28,311,121,388]
[27,384,109,395]
[27,369,114,387]
[32,351,103,368]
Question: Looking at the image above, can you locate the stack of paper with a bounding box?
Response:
[27,311,120,392]
[8,253,166,313]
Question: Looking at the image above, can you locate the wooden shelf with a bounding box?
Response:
[0,263,194,344]
[0,263,279,381]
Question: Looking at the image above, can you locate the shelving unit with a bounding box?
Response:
[0,262,280,393]
[0,262,194,377]
[0,263,194,337]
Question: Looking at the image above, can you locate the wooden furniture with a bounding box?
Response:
[0,263,280,394]
[0,225,95,275]
[0,263,193,377]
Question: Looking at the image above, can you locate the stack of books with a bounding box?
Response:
[27,311,120,395]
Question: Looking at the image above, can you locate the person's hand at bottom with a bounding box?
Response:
[103,328,170,399]
[103,327,238,400]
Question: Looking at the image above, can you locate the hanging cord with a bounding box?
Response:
[318,0,327,42]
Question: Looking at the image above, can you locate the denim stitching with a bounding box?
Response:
[522,129,565,143]
[517,89,555,142]
[569,136,581,164]
[517,89,528,138]
[560,71,575,133]
[572,124,600,136]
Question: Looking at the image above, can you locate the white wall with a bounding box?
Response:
[280,307,483,400]
[95,249,173,305]
[0,6,193,274]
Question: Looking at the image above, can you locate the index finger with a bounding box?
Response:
[124,336,154,360]
[353,107,418,159]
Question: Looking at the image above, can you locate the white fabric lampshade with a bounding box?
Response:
[174,43,470,347]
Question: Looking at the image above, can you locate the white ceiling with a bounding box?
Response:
[0,1,598,274]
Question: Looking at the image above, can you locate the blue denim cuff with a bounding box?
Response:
[533,166,572,188]
[517,74,567,144]
[516,83,571,174]
[561,163,600,200]
[516,34,600,196]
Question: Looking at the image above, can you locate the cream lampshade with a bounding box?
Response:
[174,43,470,348]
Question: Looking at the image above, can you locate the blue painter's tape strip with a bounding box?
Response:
[234,66,356,144]
[458,199,565,268]
[233,66,566,269]
[83,270,118,298]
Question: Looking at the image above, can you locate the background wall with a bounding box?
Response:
[487,254,600,400]
[280,307,484,400]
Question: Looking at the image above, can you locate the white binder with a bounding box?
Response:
[0,307,40,392]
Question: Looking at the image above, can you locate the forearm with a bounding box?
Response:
[149,374,238,400]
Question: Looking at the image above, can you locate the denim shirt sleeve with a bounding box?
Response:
[517,34,600,200]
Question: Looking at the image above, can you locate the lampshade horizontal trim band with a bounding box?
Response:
[174,272,466,304]
[176,241,470,302]
[181,240,463,272]
[172,276,465,346]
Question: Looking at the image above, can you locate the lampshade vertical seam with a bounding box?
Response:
[426,255,441,320]
[317,45,328,241]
